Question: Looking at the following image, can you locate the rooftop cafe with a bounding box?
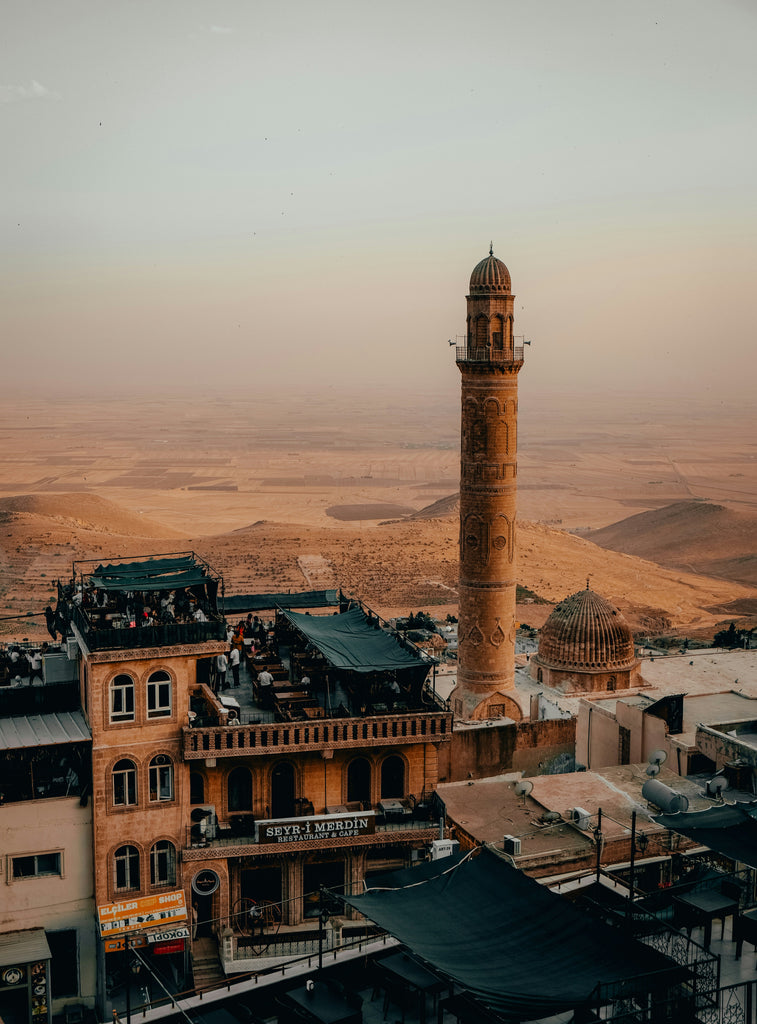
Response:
[58,552,227,650]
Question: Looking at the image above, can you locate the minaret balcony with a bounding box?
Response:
[456,345,524,366]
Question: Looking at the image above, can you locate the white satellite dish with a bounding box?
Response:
[649,749,668,766]
[646,763,661,777]
[514,780,533,797]
[706,777,729,797]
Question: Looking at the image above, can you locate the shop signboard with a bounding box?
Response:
[256,810,375,845]
[97,890,187,938]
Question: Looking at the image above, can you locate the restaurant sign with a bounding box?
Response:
[256,811,375,845]
[97,890,188,938]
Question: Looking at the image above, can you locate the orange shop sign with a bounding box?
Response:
[97,890,188,938]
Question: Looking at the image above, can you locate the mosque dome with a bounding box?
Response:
[469,248,511,294]
[537,587,637,672]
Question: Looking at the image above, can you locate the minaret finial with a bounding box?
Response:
[489,241,494,257]
[586,577,590,590]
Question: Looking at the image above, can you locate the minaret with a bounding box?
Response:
[450,246,525,720]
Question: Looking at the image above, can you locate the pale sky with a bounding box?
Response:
[2,0,755,407]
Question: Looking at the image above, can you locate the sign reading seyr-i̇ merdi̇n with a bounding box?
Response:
[97,890,188,937]
[257,811,376,845]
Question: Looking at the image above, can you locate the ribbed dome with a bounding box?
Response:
[469,250,511,294]
[537,587,636,672]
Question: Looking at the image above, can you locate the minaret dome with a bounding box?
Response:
[469,248,512,294]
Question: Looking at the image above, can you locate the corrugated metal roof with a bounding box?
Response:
[0,927,51,966]
[0,710,90,750]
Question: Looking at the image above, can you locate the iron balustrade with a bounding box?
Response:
[70,603,226,651]
[456,345,524,364]
[182,710,453,759]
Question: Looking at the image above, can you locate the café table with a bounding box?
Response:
[734,907,757,961]
[376,951,447,1024]
[673,890,739,947]
[281,981,361,1024]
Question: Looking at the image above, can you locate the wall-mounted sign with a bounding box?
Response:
[148,926,190,944]
[1,965,24,986]
[98,890,187,938]
[191,869,220,895]
[256,811,376,845]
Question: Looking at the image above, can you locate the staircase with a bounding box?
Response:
[191,936,225,990]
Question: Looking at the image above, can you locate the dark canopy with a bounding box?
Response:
[281,607,430,674]
[88,555,211,592]
[225,590,340,614]
[346,848,680,1018]
[653,801,757,870]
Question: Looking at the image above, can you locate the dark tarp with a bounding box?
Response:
[281,607,429,674]
[345,848,681,1018]
[653,801,757,870]
[88,556,211,592]
[225,590,340,614]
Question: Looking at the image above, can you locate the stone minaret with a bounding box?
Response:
[450,247,525,720]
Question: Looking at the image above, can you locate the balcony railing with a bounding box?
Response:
[456,345,524,364]
[70,603,226,652]
[182,709,453,760]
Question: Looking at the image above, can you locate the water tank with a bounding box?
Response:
[642,779,689,814]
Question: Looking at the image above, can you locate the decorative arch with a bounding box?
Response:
[228,765,253,812]
[149,839,177,887]
[112,842,142,895]
[109,673,135,723]
[346,757,372,806]
[146,668,173,719]
[112,757,138,807]
[380,755,406,799]
[270,761,297,819]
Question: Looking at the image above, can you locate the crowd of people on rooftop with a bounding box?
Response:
[62,580,217,630]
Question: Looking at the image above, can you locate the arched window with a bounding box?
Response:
[150,840,176,887]
[190,772,205,805]
[149,754,174,802]
[347,758,371,806]
[113,759,137,806]
[607,675,617,692]
[147,670,172,719]
[114,845,140,892]
[380,756,405,799]
[110,675,135,723]
[228,766,252,812]
[271,762,296,819]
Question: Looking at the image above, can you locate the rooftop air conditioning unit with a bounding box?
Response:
[430,839,459,861]
[503,835,521,856]
[569,807,592,830]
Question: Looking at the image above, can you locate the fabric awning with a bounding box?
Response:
[225,590,340,614]
[0,928,51,966]
[345,848,681,1018]
[653,801,757,870]
[281,607,430,674]
[87,555,212,592]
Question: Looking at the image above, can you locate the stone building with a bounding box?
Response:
[530,584,642,695]
[451,247,525,722]
[62,553,450,1011]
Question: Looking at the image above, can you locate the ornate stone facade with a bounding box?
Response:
[451,249,524,720]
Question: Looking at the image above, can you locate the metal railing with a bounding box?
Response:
[70,604,226,651]
[183,709,453,759]
[456,345,524,364]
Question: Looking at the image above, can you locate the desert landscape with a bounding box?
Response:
[1,388,755,643]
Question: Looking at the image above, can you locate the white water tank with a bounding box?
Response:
[642,779,689,814]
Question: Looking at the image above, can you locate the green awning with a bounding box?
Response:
[88,556,211,591]
[281,606,430,674]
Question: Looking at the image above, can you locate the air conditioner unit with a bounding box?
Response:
[66,637,79,660]
[430,839,459,861]
[569,807,592,830]
[503,834,521,856]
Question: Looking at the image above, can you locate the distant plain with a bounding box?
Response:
[1,389,755,641]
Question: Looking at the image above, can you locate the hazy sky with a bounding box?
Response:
[2,0,755,406]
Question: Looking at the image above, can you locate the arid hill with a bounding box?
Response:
[588,501,757,588]
[1,494,756,644]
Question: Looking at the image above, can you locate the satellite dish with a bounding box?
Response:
[706,777,729,797]
[646,763,661,777]
[649,749,668,766]
[514,780,533,798]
